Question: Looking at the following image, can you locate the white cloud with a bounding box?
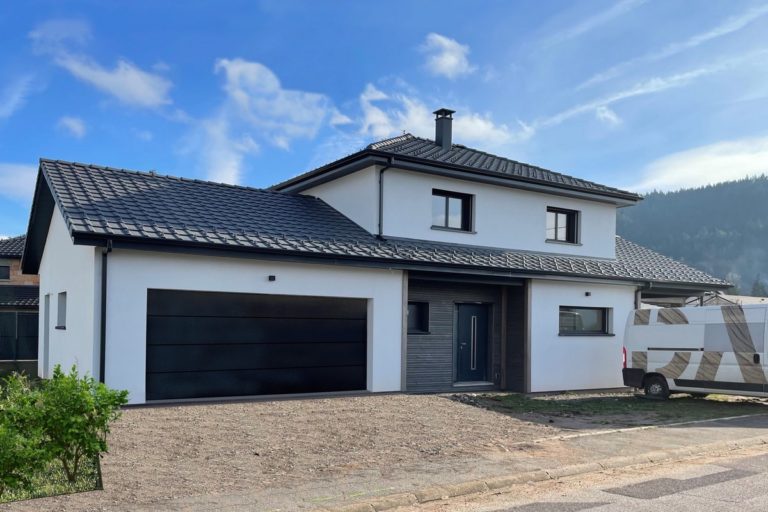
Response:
[630,135,768,191]
[0,163,37,202]
[0,76,34,119]
[595,105,622,126]
[421,33,476,79]
[579,3,768,89]
[197,116,259,184]
[540,0,647,48]
[29,19,172,108]
[57,116,86,138]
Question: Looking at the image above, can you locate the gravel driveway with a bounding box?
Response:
[2,394,564,511]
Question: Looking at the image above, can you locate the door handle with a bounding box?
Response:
[754,353,761,364]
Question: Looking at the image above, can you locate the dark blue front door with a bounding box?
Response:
[456,304,489,382]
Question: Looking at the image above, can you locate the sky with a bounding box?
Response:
[1,0,768,236]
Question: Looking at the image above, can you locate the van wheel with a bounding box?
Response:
[644,375,669,400]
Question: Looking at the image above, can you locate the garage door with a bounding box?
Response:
[146,290,367,400]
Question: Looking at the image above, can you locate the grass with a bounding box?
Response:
[466,392,768,427]
[0,456,101,504]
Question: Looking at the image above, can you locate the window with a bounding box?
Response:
[432,189,472,231]
[56,292,67,330]
[0,266,9,280]
[407,302,429,334]
[546,207,578,243]
[559,306,611,335]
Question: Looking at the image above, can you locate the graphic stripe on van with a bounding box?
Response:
[657,308,689,325]
[633,310,650,325]
[631,351,647,371]
[722,305,768,385]
[657,351,691,379]
[694,351,723,381]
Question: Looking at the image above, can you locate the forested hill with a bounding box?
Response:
[616,175,768,295]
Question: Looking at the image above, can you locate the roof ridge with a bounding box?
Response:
[366,132,416,150]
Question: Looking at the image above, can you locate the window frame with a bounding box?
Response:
[431,189,474,232]
[0,265,9,280]
[558,306,613,336]
[546,207,579,244]
[56,292,67,330]
[407,301,430,334]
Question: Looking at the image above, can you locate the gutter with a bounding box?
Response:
[99,239,113,384]
[377,157,394,239]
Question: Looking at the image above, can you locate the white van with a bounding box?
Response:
[622,304,768,399]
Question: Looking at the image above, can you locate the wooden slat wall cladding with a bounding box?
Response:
[146,290,367,400]
[406,280,504,392]
[504,285,527,392]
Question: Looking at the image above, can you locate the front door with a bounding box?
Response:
[456,304,489,382]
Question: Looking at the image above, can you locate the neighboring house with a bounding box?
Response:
[0,235,39,376]
[21,109,729,404]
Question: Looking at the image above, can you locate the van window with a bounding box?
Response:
[559,306,610,335]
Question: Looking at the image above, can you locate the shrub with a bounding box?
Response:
[36,366,129,483]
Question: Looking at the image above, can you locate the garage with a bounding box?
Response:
[146,289,367,400]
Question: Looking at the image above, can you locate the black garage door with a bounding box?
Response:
[146,290,367,400]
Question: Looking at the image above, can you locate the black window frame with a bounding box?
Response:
[432,189,473,232]
[558,306,612,336]
[407,301,430,334]
[0,265,9,280]
[546,207,579,244]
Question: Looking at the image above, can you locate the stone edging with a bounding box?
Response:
[322,434,768,512]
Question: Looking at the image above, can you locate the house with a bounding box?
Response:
[0,235,39,376]
[21,109,729,404]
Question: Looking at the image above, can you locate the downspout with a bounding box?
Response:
[377,157,394,240]
[99,239,113,384]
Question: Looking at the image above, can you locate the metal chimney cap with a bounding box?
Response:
[433,108,456,119]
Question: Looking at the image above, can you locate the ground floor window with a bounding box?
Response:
[559,306,611,335]
[407,302,429,334]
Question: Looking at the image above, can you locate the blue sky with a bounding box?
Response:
[2,0,768,236]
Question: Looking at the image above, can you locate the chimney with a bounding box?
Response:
[434,108,455,150]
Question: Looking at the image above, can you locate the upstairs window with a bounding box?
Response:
[432,189,473,231]
[0,266,9,280]
[546,207,578,243]
[56,292,67,330]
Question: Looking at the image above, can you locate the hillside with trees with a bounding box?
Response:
[617,176,768,296]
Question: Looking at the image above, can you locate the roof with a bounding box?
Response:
[22,159,727,289]
[272,133,641,203]
[0,235,25,258]
[0,286,38,308]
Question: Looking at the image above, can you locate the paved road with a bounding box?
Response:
[414,446,768,512]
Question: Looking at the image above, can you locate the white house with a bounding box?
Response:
[21,109,729,404]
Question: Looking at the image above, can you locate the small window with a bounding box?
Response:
[432,189,472,231]
[407,302,429,334]
[56,292,67,330]
[559,306,611,335]
[546,207,578,243]
[0,266,9,280]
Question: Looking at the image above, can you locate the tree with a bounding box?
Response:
[750,275,768,297]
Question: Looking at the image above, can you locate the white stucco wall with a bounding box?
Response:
[528,279,637,392]
[37,210,101,379]
[304,166,379,233]
[105,250,404,404]
[381,169,617,258]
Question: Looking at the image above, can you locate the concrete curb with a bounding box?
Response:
[322,434,768,511]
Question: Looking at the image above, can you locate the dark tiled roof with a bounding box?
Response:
[0,286,39,308]
[0,235,25,258]
[39,159,727,288]
[368,134,639,200]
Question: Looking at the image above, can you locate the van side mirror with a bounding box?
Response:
[754,353,761,364]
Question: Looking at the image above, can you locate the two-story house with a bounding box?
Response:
[21,109,728,404]
[0,235,39,375]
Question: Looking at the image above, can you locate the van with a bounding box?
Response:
[622,304,768,399]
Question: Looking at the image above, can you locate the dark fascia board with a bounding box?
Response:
[20,166,55,275]
[70,231,726,291]
[272,149,641,206]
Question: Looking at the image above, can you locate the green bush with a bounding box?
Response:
[36,366,129,483]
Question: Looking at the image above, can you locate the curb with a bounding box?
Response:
[322,434,768,512]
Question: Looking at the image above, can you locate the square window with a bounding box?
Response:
[407,302,429,334]
[546,207,579,243]
[56,292,67,330]
[0,266,9,280]
[559,306,611,335]
[432,190,472,231]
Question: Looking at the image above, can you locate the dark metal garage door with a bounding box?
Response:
[146,290,367,400]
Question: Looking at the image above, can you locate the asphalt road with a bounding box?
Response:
[414,446,768,512]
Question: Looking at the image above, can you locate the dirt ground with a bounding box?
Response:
[1,394,565,511]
